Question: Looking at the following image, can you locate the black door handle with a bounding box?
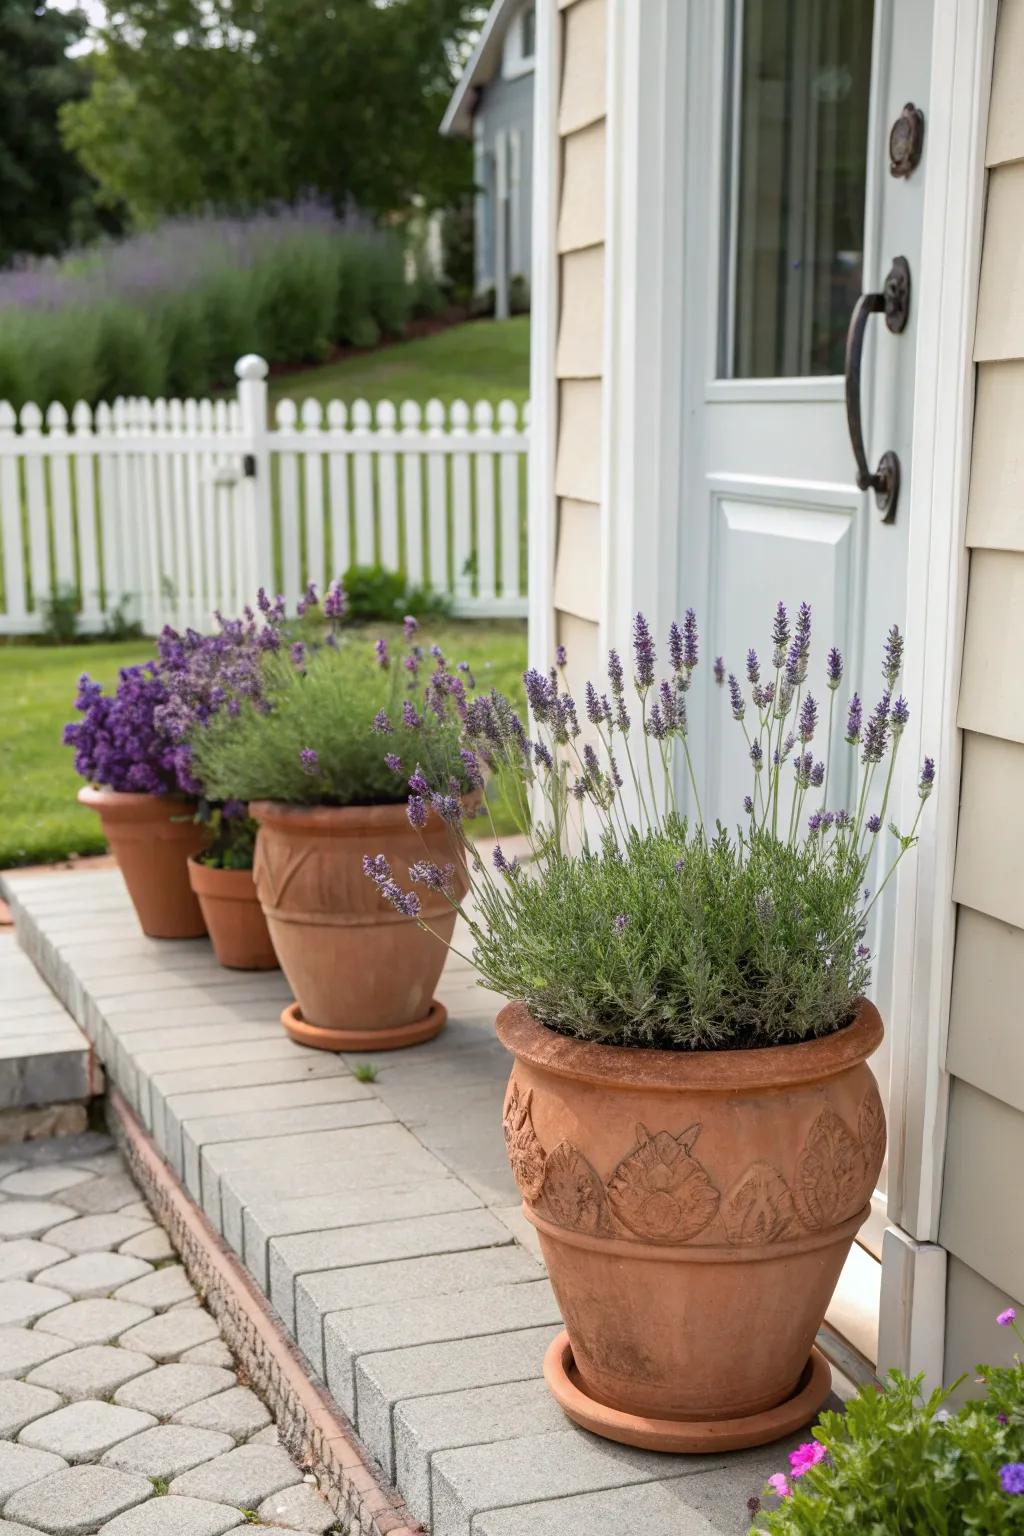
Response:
[844,256,910,523]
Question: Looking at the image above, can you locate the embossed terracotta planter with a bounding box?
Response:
[250,799,467,1050]
[78,786,208,940]
[496,999,886,1453]
[187,858,279,971]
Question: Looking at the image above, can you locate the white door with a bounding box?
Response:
[678,0,933,1258]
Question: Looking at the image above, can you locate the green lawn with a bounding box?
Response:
[269,317,530,412]
[0,620,527,869]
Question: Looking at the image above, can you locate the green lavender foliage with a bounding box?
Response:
[469,825,870,1051]
[190,637,463,809]
[752,1362,1024,1534]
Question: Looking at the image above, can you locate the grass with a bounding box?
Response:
[0,619,527,869]
[268,317,530,413]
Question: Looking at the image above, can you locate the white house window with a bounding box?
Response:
[502,2,536,78]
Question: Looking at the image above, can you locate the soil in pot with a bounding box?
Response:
[78,786,208,940]
[496,998,886,1452]
[188,858,279,970]
[250,798,466,1050]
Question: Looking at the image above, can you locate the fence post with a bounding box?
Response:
[235,354,273,598]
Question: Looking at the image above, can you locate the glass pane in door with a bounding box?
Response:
[725,0,874,378]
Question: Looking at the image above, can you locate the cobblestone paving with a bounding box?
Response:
[0,1132,339,1535]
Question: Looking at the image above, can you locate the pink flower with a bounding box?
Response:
[998,1308,1017,1327]
[789,1441,827,1478]
[766,1473,791,1499]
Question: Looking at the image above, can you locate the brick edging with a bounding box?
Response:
[107,1086,426,1536]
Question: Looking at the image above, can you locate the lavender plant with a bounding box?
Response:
[63,664,190,797]
[366,603,936,1051]
[189,591,473,809]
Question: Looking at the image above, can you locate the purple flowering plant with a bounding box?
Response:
[365,602,936,1051]
[189,587,473,810]
[63,663,191,798]
[751,1309,1024,1533]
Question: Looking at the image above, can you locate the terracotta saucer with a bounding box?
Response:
[543,1331,832,1454]
[280,999,447,1053]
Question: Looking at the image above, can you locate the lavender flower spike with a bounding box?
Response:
[682,608,699,669]
[771,602,790,667]
[375,638,389,669]
[632,613,656,689]
[845,693,863,745]
[918,757,936,801]
[403,614,418,639]
[861,693,891,765]
[746,648,761,685]
[406,794,427,828]
[713,656,725,686]
[612,913,629,934]
[555,643,568,667]
[371,709,392,735]
[668,621,684,673]
[493,844,520,879]
[883,624,904,689]
[299,747,319,776]
[891,696,910,737]
[797,693,818,743]
[826,647,844,690]
[728,674,745,721]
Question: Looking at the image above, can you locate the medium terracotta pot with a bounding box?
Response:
[78,785,208,939]
[187,858,279,971]
[249,799,466,1050]
[496,999,886,1453]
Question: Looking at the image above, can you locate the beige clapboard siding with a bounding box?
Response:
[559,0,606,134]
[555,380,603,502]
[964,362,1024,552]
[947,907,1024,1117]
[553,499,601,621]
[974,162,1024,361]
[957,549,1024,743]
[987,0,1024,167]
[556,610,600,709]
[952,732,1024,929]
[558,120,606,253]
[557,246,604,378]
[939,1078,1024,1302]
[944,1255,1021,1392]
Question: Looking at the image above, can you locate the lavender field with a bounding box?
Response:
[0,203,441,410]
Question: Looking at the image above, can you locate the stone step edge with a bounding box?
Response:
[107,1082,425,1536]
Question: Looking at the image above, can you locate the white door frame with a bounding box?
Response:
[588,0,996,1381]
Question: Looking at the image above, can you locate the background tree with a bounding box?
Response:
[61,0,479,227]
[0,2,111,264]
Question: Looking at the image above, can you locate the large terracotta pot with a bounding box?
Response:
[249,799,466,1051]
[187,858,279,971]
[496,999,886,1453]
[78,786,208,939]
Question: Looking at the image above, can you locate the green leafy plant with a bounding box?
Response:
[195,804,259,870]
[102,594,143,641]
[338,564,452,625]
[367,604,936,1051]
[353,1063,378,1083]
[40,584,80,645]
[750,1310,1024,1534]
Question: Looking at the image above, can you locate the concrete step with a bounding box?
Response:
[0,924,101,1137]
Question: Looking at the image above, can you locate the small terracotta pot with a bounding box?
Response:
[187,858,279,971]
[78,785,208,939]
[249,799,466,1050]
[496,999,886,1452]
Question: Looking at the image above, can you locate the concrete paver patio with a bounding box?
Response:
[2,864,854,1534]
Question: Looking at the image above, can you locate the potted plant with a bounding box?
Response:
[64,662,208,939]
[155,613,281,971]
[366,604,936,1452]
[194,587,475,1050]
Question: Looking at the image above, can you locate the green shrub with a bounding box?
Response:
[751,1318,1024,1533]
[40,584,80,645]
[366,237,412,337]
[508,274,530,315]
[335,242,379,348]
[339,564,452,625]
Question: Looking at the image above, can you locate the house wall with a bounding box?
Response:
[940,0,1024,1384]
[548,0,606,684]
[474,69,535,293]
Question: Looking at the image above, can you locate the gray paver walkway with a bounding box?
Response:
[0,1131,337,1534]
[3,865,853,1535]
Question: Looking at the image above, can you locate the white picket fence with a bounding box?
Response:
[0,354,530,636]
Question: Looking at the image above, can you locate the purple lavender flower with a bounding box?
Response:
[750,741,764,771]
[430,793,463,826]
[608,649,625,698]
[375,638,389,669]
[892,696,910,736]
[323,582,347,621]
[998,1308,1017,1327]
[668,621,684,673]
[460,749,484,790]
[363,852,421,918]
[728,675,745,721]
[658,679,678,730]
[403,615,418,639]
[409,859,456,895]
[585,682,608,727]
[299,747,319,775]
[861,693,891,765]
[743,795,754,815]
[682,609,699,670]
[866,814,882,834]
[402,700,422,730]
[384,753,402,774]
[645,702,667,740]
[807,811,823,834]
[845,693,863,745]
[523,667,555,723]
[554,644,567,667]
[257,587,272,615]
[63,664,188,796]
[290,641,306,672]
[632,613,656,689]
[372,709,393,735]
[919,757,936,800]
[406,794,427,828]
[810,761,825,788]
[826,647,844,690]
[713,656,725,686]
[746,648,760,685]
[999,1465,1024,1495]
[798,693,818,743]
[614,696,631,734]
[834,809,851,829]
[408,767,429,795]
[612,913,629,935]
[493,844,520,879]
[753,680,775,711]
[786,603,811,685]
[883,625,904,689]
[771,602,790,667]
